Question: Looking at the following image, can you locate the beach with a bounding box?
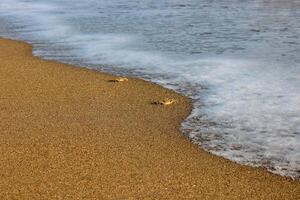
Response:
[0,38,299,199]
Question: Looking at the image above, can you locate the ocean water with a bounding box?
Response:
[0,0,300,179]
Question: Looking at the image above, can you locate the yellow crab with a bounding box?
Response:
[110,77,129,82]
[154,98,176,106]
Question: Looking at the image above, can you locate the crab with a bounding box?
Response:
[154,98,176,106]
[110,77,129,82]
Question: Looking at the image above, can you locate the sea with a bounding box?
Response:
[0,0,299,179]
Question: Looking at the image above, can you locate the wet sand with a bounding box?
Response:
[0,38,299,199]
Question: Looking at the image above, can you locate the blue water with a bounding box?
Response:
[1,0,300,179]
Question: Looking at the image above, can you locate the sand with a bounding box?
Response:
[0,38,299,199]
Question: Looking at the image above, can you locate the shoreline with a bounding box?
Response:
[0,38,299,199]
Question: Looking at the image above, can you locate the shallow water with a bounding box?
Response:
[1,0,300,178]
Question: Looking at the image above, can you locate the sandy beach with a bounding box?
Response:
[0,38,299,199]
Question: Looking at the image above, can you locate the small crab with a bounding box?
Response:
[153,98,176,106]
[110,77,129,82]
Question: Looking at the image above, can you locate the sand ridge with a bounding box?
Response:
[0,38,299,199]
